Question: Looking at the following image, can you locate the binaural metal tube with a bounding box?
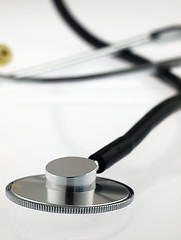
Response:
[13,34,150,78]
[6,56,180,82]
[11,25,181,78]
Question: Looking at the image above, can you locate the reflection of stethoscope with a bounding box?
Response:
[4,0,181,214]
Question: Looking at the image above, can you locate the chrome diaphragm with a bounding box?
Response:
[6,157,134,214]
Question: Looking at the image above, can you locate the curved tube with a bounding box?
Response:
[89,94,181,173]
[51,0,181,173]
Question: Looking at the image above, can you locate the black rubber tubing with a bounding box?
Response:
[89,94,181,172]
[51,0,181,173]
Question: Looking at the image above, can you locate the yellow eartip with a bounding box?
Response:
[0,44,12,66]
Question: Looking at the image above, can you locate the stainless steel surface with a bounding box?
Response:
[12,34,150,78]
[6,175,134,214]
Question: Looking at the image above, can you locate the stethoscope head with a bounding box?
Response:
[6,157,134,214]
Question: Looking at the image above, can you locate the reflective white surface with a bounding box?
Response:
[0,0,181,239]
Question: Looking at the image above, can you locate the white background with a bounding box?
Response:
[0,0,181,239]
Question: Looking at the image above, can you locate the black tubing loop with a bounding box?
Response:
[52,0,181,173]
[52,0,181,92]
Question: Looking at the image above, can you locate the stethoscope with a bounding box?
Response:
[3,0,181,214]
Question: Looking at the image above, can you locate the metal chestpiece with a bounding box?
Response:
[6,156,134,214]
[45,157,97,206]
